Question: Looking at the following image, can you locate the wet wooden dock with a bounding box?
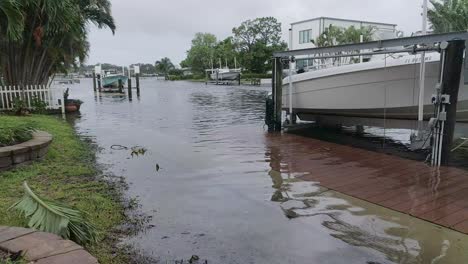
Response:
[266,133,468,234]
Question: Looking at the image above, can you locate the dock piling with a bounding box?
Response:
[92,72,97,92]
[136,73,140,97]
[97,74,102,92]
[270,57,283,132]
[127,78,132,100]
[440,40,465,165]
[118,79,123,93]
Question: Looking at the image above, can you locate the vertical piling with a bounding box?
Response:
[128,78,132,100]
[440,40,465,165]
[92,72,97,92]
[118,79,123,93]
[97,74,102,92]
[136,73,140,96]
[271,58,283,132]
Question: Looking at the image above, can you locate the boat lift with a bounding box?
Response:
[268,32,468,166]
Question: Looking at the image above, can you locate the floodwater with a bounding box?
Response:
[68,79,468,264]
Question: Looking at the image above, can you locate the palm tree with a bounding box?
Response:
[155,57,175,79]
[314,25,375,66]
[0,0,116,85]
[428,0,468,33]
[0,0,23,40]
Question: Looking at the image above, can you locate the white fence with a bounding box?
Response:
[0,84,64,113]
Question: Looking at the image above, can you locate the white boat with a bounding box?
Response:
[282,53,468,122]
[209,68,241,81]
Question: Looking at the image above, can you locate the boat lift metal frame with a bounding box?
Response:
[269,31,468,166]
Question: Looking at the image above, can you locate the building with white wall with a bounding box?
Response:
[289,17,397,69]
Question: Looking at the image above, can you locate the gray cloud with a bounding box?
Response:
[86,0,425,66]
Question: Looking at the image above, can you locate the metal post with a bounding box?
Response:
[440,40,465,165]
[288,59,293,124]
[418,0,429,131]
[359,35,364,63]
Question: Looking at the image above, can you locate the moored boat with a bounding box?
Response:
[209,68,241,81]
[282,53,468,122]
[102,74,128,92]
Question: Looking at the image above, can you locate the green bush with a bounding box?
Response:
[241,73,272,79]
[167,74,205,81]
[0,117,36,146]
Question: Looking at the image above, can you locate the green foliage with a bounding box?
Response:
[11,97,27,116]
[0,0,23,41]
[315,25,374,47]
[241,73,272,79]
[428,0,468,33]
[155,57,175,76]
[232,17,287,73]
[0,118,35,146]
[180,17,286,75]
[0,115,129,263]
[181,33,218,75]
[0,254,27,264]
[31,96,48,114]
[0,0,116,85]
[10,182,97,245]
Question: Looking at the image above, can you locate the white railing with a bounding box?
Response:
[0,84,64,113]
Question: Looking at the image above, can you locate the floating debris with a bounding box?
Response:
[131,146,147,157]
[156,163,160,171]
[283,208,299,219]
[189,255,200,263]
[110,145,148,158]
[111,144,128,150]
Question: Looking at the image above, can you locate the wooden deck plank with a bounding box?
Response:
[268,134,468,235]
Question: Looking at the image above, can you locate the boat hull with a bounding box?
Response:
[210,72,240,81]
[282,55,468,122]
[102,75,128,89]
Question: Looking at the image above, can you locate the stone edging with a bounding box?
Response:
[0,131,52,171]
[0,226,98,264]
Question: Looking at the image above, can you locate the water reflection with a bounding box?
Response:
[265,134,468,264]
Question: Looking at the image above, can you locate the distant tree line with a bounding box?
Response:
[180,17,287,75]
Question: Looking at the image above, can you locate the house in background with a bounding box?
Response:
[289,17,398,69]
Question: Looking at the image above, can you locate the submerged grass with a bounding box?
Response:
[0,115,140,263]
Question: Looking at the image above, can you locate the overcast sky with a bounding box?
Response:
[86,0,426,66]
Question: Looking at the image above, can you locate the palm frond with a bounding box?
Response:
[10,182,97,245]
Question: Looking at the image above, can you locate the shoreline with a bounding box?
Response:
[0,115,153,264]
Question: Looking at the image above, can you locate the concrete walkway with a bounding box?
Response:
[266,133,468,235]
[0,226,97,264]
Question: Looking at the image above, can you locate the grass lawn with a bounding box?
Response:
[0,115,134,264]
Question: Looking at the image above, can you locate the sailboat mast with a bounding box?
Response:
[418,0,428,125]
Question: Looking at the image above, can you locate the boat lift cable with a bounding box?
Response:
[451,138,468,152]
